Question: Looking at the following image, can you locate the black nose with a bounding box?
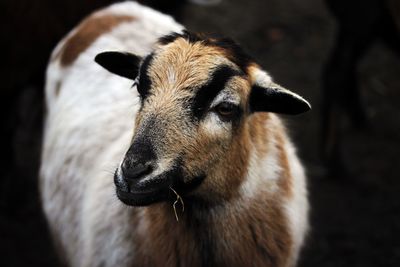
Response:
[121,160,154,180]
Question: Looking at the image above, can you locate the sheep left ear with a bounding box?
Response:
[248,69,311,115]
[95,51,141,80]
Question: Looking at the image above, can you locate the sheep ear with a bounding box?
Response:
[249,85,311,115]
[95,51,141,80]
[248,69,311,115]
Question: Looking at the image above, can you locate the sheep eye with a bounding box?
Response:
[214,102,236,120]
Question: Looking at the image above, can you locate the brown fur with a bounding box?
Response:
[134,37,253,203]
[130,194,291,266]
[275,129,293,197]
[151,38,240,92]
[132,204,201,267]
[248,113,271,156]
[58,14,135,66]
[191,118,250,202]
[125,36,295,266]
[250,114,293,197]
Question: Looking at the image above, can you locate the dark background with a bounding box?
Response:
[0,0,399,266]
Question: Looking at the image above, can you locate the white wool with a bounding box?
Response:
[41,2,183,266]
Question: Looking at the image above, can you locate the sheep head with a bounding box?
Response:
[95,31,310,206]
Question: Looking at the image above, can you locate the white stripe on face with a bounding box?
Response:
[201,88,240,135]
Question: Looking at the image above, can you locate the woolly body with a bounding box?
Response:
[40,2,309,267]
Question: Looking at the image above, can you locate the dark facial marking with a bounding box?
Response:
[158,31,253,75]
[192,65,243,120]
[158,30,202,45]
[207,37,253,74]
[128,116,159,162]
[137,53,154,100]
[125,136,157,169]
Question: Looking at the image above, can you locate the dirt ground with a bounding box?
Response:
[1,0,400,266]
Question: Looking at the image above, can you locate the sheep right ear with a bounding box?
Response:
[249,85,311,115]
[248,67,311,115]
[95,51,141,80]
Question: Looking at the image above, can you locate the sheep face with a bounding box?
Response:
[95,32,310,206]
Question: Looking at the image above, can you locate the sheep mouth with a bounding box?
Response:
[114,170,171,206]
[116,187,168,206]
[114,167,206,206]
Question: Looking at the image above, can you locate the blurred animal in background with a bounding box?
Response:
[40,2,310,266]
[322,0,400,173]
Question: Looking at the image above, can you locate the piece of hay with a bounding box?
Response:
[169,186,184,222]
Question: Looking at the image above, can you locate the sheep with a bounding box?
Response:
[40,2,311,267]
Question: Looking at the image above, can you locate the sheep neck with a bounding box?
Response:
[132,196,291,267]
